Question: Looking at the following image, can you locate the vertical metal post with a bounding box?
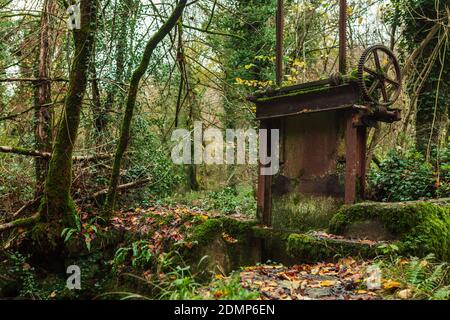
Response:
[357,126,367,199]
[257,120,273,226]
[345,113,357,204]
[276,0,284,86]
[339,0,347,75]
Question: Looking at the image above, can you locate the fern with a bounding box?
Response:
[402,255,449,300]
[432,286,450,300]
[381,254,449,300]
[405,257,428,285]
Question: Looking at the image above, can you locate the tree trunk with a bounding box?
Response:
[39,0,97,228]
[101,0,132,132]
[90,48,103,133]
[104,0,188,216]
[33,0,54,194]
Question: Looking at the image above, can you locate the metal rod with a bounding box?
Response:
[276,0,284,86]
[339,0,347,75]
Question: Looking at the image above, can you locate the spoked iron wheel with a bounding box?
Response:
[357,45,402,107]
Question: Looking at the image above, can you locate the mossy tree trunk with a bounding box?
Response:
[104,0,188,216]
[39,0,97,228]
[397,1,450,158]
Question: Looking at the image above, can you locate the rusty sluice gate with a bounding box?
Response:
[249,0,402,227]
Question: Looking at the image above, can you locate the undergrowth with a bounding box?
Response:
[377,254,450,300]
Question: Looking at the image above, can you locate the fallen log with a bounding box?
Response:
[0,146,112,162]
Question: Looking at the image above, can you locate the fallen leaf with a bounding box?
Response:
[222,232,238,244]
[383,279,401,290]
[357,290,368,294]
[319,280,338,287]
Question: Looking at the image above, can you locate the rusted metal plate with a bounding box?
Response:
[273,111,346,198]
[255,83,360,120]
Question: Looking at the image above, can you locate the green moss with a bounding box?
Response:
[251,226,288,240]
[30,221,64,253]
[329,201,450,260]
[286,233,379,262]
[190,217,257,246]
[191,219,223,246]
[330,202,435,235]
[255,85,332,102]
[9,214,40,228]
[403,214,450,260]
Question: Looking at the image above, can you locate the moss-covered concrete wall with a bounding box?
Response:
[329,201,450,261]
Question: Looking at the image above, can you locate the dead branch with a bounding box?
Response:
[76,177,152,203]
[12,198,41,218]
[402,24,440,76]
[0,146,51,158]
[92,177,151,198]
[0,78,68,83]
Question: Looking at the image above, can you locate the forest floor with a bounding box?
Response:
[3,202,443,300]
[105,204,409,300]
[212,258,410,300]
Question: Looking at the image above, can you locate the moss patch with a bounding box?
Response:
[187,217,260,274]
[329,201,450,260]
[286,233,380,262]
[190,217,258,246]
[255,85,331,102]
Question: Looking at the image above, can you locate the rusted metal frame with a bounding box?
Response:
[257,120,274,226]
[255,83,360,119]
[276,0,284,86]
[344,111,358,204]
[345,111,368,204]
[257,104,355,121]
[339,0,347,75]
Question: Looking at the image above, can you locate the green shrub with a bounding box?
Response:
[205,186,256,215]
[127,116,182,200]
[369,150,435,202]
[434,138,450,197]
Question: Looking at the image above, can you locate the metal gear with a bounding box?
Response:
[357,45,402,107]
